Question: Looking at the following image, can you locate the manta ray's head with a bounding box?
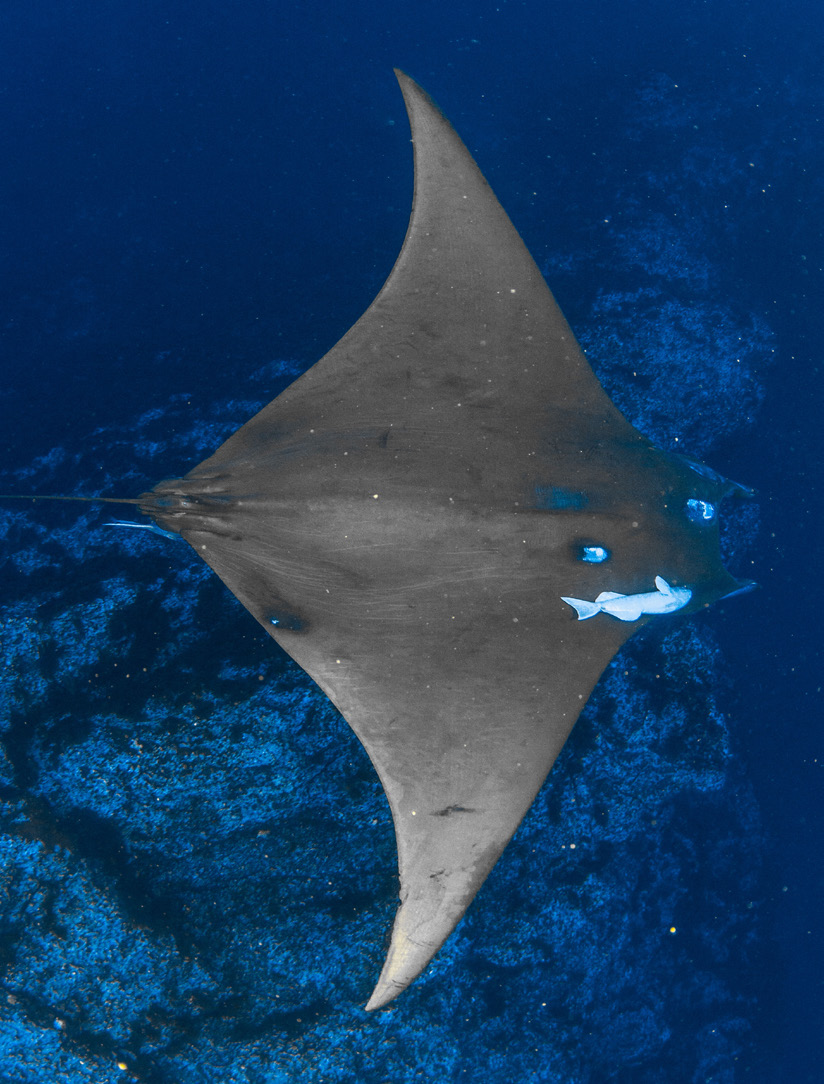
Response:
[527,429,755,617]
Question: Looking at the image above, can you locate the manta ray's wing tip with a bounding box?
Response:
[363,887,471,1010]
[363,980,401,1013]
[362,916,433,1012]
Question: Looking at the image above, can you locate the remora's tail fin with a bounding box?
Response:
[560,596,601,621]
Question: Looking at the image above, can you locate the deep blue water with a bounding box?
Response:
[1,2,821,1081]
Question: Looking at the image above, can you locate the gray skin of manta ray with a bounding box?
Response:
[132,71,752,1010]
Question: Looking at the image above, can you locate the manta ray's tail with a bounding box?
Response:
[0,493,141,506]
[560,595,601,621]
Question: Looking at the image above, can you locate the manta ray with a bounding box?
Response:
[23,71,753,1010]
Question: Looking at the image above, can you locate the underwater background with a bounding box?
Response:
[0,1,821,1081]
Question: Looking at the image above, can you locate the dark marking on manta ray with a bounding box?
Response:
[8,70,754,1011]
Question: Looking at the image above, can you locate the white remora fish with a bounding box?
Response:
[561,575,692,622]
